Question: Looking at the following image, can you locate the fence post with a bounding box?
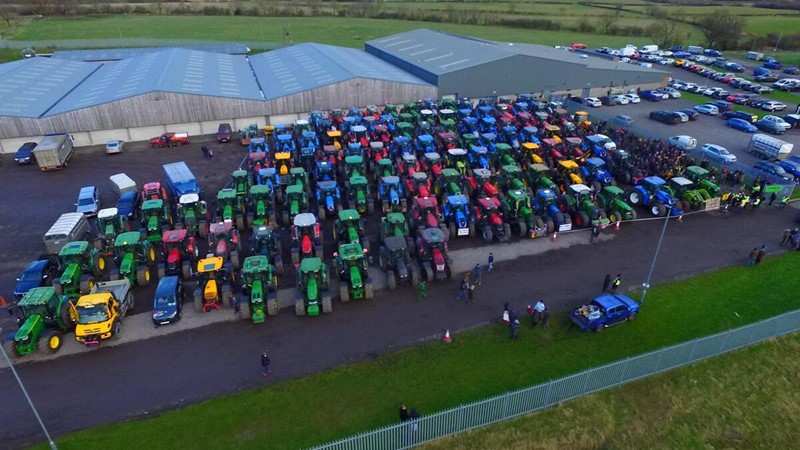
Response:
[501,391,510,419]
[544,380,554,407]
[458,404,465,432]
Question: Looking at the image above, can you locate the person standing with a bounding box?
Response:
[782,228,792,246]
[590,223,600,243]
[747,247,758,266]
[542,308,551,328]
[755,245,766,265]
[201,145,209,159]
[417,280,426,300]
[602,274,612,293]
[467,283,475,303]
[409,408,420,430]
[610,274,622,293]
[399,405,409,423]
[261,350,272,377]
[488,252,494,272]
[510,319,520,340]
[473,263,483,286]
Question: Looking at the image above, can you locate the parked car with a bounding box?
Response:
[727,118,758,133]
[569,294,640,333]
[694,104,719,115]
[660,87,681,98]
[613,115,634,127]
[681,109,699,121]
[13,142,37,165]
[752,161,792,182]
[763,60,782,70]
[623,93,640,104]
[782,114,800,129]
[116,190,140,220]
[105,140,124,155]
[640,90,663,101]
[611,94,629,105]
[668,135,697,151]
[761,115,791,131]
[567,96,585,105]
[658,58,674,65]
[75,186,101,217]
[756,118,788,135]
[784,67,800,75]
[152,276,184,327]
[674,111,689,123]
[710,100,732,112]
[751,85,773,94]
[701,143,737,163]
[761,101,787,112]
[754,74,778,82]
[584,97,602,107]
[722,110,758,123]
[598,96,615,106]
[216,123,233,143]
[779,160,800,181]
[725,62,745,72]
[13,256,60,300]
[649,110,680,125]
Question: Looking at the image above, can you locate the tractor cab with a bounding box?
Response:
[283,184,309,224]
[558,160,584,187]
[436,132,457,152]
[543,124,561,140]
[391,136,413,160]
[569,183,593,202]
[685,166,721,197]
[247,151,268,173]
[344,155,365,179]
[423,152,443,178]
[296,257,330,316]
[564,137,584,158]
[248,137,267,153]
[375,158,396,179]
[291,213,322,264]
[57,241,104,295]
[468,146,490,171]
[334,242,370,301]
[378,176,405,213]
[520,126,539,143]
[415,134,435,157]
[574,111,591,129]
[335,209,366,245]
[436,168,466,198]
[468,168,498,198]
[412,196,442,228]
[273,151,293,180]
[161,228,196,279]
[315,160,336,182]
[370,141,387,163]
[300,130,319,150]
[517,111,533,126]
[97,208,124,243]
[416,227,450,280]
[502,126,520,148]
[397,122,415,139]
[408,171,431,198]
[346,142,363,158]
[492,143,515,170]
[446,148,470,175]
[380,212,411,240]
[194,256,229,312]
[528,163,558,191]
[240,255,278,323]
[398,153,420,177]
[498,164,528,192]
[207,221,240,267]
[325,130,344,150]
[521,142,543,167]
[479,132,497,152]
[141,199,171,243]
[275,133,296,154]
[289,167,309,191]
[113,231,156,285]
[581,157,614,188]
[351,125,368,146]
[232,169,250,198]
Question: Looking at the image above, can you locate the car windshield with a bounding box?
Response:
[773,166,787,175]
[78,197,95,206]
[155,296,177,308]
[77,305,109,324]
[20,270,42,282]
[717,148,730,155]
[107,142,118,148]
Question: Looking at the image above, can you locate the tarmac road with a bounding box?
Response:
[2,201,797,448]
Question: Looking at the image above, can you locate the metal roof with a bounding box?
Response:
[249,43,431,100]
[51,43,250,62]
[49,48,263,115]
[0,57,99,118]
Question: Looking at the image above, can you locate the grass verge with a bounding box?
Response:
[422,333,800,450]
[50,251,800,449]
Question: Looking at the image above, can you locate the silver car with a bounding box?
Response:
[700,143,737,163]
[106,140,125,154]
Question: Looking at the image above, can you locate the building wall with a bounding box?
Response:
[364,45,439,86]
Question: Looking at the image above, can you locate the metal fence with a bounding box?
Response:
[313,309,800,450]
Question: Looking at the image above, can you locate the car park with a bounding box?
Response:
[700,143,736,163]
[75,186,101,217]
[13,142,37,165]
[105,140,124,155]
[694,104,719,116]
[667,135,697,151]
[649,110,680,125]
[752,161,792,181]
[13,257,60,299]
[727,118,757,133]
[152,276,184,327]
[761,101,787,112]
[584,97,602,107]
[623,93,640,104]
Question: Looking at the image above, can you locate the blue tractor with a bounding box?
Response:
[276,134,296,153]
[298,146,317,175]
[469,145,490,171]
[532,188,572,234]
[300,130,319,150]
[580,157,616,191]
[316,180,341,220]
[314,160,337,183]
[248,137,267,153]
[377,175,407,214]
[520,126,539,144]
[345,142,363,158]
[459,116,479,136]
[501,126,520,149]
[583,135,612,158]
[476,105,493,119]
[441,195,475,238]
[256,167,277,193]
[479,117,497,134]
[480,132,497,153]
[390,136,413,161]
[415,134,435,158]
[628,176,683,217]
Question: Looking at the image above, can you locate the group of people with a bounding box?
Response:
[454,254,494,303]
[502,299,550,340]
[746,245,768,266]
[782,228,800,250]
[604,128,686,180]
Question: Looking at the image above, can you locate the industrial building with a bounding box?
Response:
[366,29,667,98]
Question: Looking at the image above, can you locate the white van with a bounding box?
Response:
[667,135,697,151]
[640,45,659,54]
[43,212,90,254]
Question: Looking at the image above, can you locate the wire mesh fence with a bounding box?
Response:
[313,309,800,450]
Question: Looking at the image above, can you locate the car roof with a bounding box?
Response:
[155,276,180,296]
[79,186,96,196]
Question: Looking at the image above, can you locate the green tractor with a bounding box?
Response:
[289,167,311,195]
[3,287,76,356]
[239,255,279,323]
[334,243,374,302]
[140,199,173,243]
[684,166,721,198]
[216,188,247,230]
[109,231,157,286]
[347,175,374,216]
[496,164,531,196]
[250,225,284,275]
[527,163,558,191]
[502,189,546,238]
[434,168,470,201]
[667,176,712,211]
[378,236,420,291]
[334,209,371,256]
[492,143,517,169]
[596,186,637,223]
[557,184,607,229]
[96,207,126,248]
[380,212,416,251]
[282,184,310,227]
[176,193,209,238]
[54,241,106,296]
[344,155,366,180]
[294,257,332,316]
[246,184,277,229]
[231,169,251,198]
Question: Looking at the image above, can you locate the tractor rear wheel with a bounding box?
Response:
[423,262,434,281]
[52,278,63,295]
[410,265,421,287]
[322,294,332,314]
[516,219,527,237]
[652,204,666,217]
[147,246,157,266]
[194,290,203,312]
[387,270,397,290]
[93,253,107,275]
[628,191,642,206]
[481,226,493,242]
[136,265,151,286]
[181,261,191,280]
[267,293,279,317]
[3,339,17,358]
[557,195,570,213]
[501,223,511,242]
[111,322,121,340]
[544,217,555,235]
[365,278,375,299]
[367,200,375,215]
[79,275,95,294]
[199,220,208,238]
[222,284,232,308]
[282,211,290,227]
[439,224,450,240]
[230,250,240,270]
[157,263,166,279]
[340,284,350,302]
[318,206,326,221]
[679,200,690,212]
[448,222,457,239]
[576,211,590,229]
[291,248,300,265]
[294,293,306,316]
[42,330,63,354]
[274,254,285,275]
[59,300,76,330]
[236,214,245,231]
[608,209,622,224]
[378,250,387,271]
[246,213,254,229]
[553,211,565,227]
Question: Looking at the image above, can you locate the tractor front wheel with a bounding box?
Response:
[3,339,17,358]
[43,330,63,354]
[157,263,166,279]
[651,204,666,217]
[544,217,555,235]
[608,209,622,224]
[481,226,493,242]
[136,265,151,286]
[628,191,642,206]
[294,293,306,316]
[230,250,240,270]
[448,222,457,239]
[111,322,121,340]
[79,275,95,295]
[322,294,332,314]
[194,290,203,312]
[267,293,279,317]
[181,261,192,280]
[222,284,232,308]
[318,206,326,221]
[340,284,350,302]
[410,265,420,287]
[501,223,511,242]
[516,219,527,237]
[423,262,434,281]
[576,211,590,229]
[274,254,285,275]
[387,270,397,290]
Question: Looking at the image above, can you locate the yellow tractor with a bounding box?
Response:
[193,257,234,312]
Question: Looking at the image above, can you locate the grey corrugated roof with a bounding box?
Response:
[49,48,263,115]
[496,42,665,74]
[0,57,99,118]
[250,43,431,99]
[51,44,250,62]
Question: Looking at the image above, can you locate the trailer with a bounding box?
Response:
[33,134,74,171]
[43,212,90,254]
[747,134,793,161]
[163,161,200,199]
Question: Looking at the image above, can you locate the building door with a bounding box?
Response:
[582,87,591,97]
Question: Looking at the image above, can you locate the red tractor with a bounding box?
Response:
[407,196,449,238]
[157,229,198,280]
[208,221,242,269]
[405,171,432,200]
[473,197,511,242]
[465,168,500,200]
[415,227,452,281]
[141,182,168,204]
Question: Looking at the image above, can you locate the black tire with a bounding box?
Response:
[423,262,434,281]
[295,293,306,316]
[544,217,555,234]
[365,278,374,299]
[111,321,121,340]
[322,293,332,314]
[52,278,63,295]
[410,265,420,287]
[448,221,456,238]
[59,300,76,330]
[608,209,622,223]
[387,269,397,290]
[79,275,95,295]
[136,265,150,286]
[481,226,493,242]
[230,250,240,270]
[181,261,192,280]
[291,248,300,265]
[516,219,527,237]
[629,312,638,321]
[194,290,203,312]
[594,324,604,333]
[3,339,17,358]
[42,330,63,354]
[576,211,590,229]
[652,204,666,217]
[628,190,642,206]
[282,211,290,227]
[267,294,279,317]
[222,284,232,308]
[340,283,350,302]
[468,221,476,237]
[157,263,166,279]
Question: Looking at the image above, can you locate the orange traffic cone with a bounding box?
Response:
[551,232,558,242]
[615,221,621,231]
[443,329,452,344]
[0,295,7,308]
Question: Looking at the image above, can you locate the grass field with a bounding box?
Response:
[422,333,800,450]
[48,251,800,449]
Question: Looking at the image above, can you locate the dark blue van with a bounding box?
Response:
[152,276,183,326]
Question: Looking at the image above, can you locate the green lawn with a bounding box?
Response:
[50,251,800,449]
[422,333,800,450]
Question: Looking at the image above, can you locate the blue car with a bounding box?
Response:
[75,186,101,217]
[727,118,757,133]
[779,160,800,181]
[14,142,37,165]
[14,257,60,299]
[152,276,183,326]
[764,60,782,70]
[116,191,140,220]
[640,90,663,101]
[570,294,640,333]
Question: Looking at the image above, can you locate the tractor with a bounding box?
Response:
[346,175,374,216]
[628,176,683,217]
[556,160,585,192]
[380,212,416,252]
[469,145,491,172]
[334,209,371,256]
[684,166,721,198]
[441,195,476,238]
[140,199,172,243]
[246,184,277,229]
[604,149,641,185]
[472,197,510,242]
[397,153,421,178]
[466,168,499,200]
[193,256,234,312]
[250,225,284,275]
[343,155,366,180]
[291,213,323,265]
[445,148,470,176]
[434,168,470,201]
[316,180,342,220]
[496,164,531,197]
[282,184,310,226]
[231,169,251,198]
[532,188,572,233]
[377,175,407,214]
[109,231,157,286]
[407,196,449,238]
[580,157,616,191]
[406,171,433,200]
[667,177,712,211]
[374,158,396,181]
[157,229,198,280]
[272,151,293,199]
[596,186,637,223]
[3,287,76,356]
[208,221,242,269]
[141,181,168,204]
[54,241,106,296]
[390,136,413,161]
[294,257,332,316]
[215,189,246,231]
[521,142,545,169]
[334,243,374,302]
[422,152,444,179]
[314,160,337,183]
[527,164,558,192]
[557,184,607,229]
[96,207,125,244]
[415,227,452,281]
[288,167,311,196]
[379,236,420,291]
[491,143,517,171]
[175,193,208,238]
[502,189,546,238]
[239,255,279,323]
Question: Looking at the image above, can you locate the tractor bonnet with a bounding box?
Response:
[97,208,119,220]
[293,213,317,228]
[197,257,223,273]
[162,229,188,243]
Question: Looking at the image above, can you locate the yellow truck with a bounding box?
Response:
[73,280,134,346]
